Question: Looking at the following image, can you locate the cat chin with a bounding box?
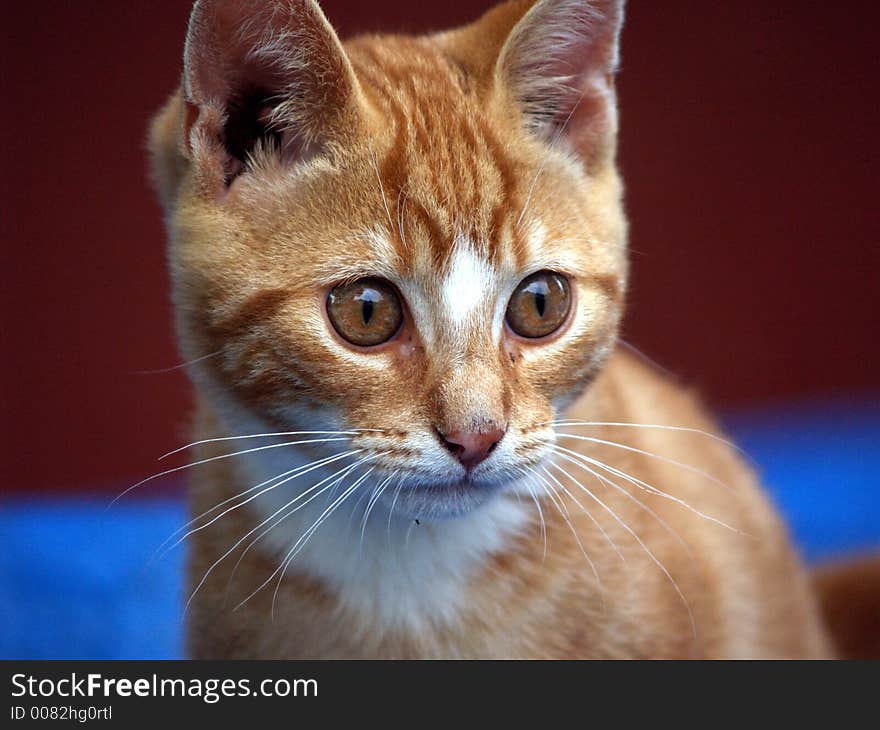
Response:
[382,479,508,522]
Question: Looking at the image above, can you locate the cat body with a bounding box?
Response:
[150,0,834,658]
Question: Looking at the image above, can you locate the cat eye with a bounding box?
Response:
[326,278,403,347]
[505,271,571,339]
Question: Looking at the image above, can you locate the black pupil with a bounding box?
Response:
[525,280,550,318]
[356,288,381,325]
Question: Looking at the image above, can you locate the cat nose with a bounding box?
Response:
[437,426,506,469]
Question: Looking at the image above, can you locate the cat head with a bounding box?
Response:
[150,0,627,520]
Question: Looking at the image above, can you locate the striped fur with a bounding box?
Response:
[149,1,832,657]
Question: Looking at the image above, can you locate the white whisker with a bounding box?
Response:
[525,466,602,591]
[132,350,222,375]
[616,339,672,376]
[266,467,378,618]
[524,478,548,561]
[360,474,394,552]
[160,430,376,460]
[515,90,586,230]
[111,436,355,507]
[185,455,374,614]
[539,464,625,563]
[222,459,372,601]
[549,445,693,559]
[551,432,735,493]
[546,456,697,640]
[552,443,746,536]
[386,480,405,546]
[396,186,409,250]
[157,449,362,560]
[369,149,394,230]
[548,419,743,454]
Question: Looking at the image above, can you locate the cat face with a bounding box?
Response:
[152,0,626,520]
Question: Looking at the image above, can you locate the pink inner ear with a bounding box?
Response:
[183,2,294,184]
[185,0,284,103]
[502,0,622,143]
[181,0,354,188]
[278,130,321,168]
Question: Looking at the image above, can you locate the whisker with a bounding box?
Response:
[550,432,735,493]
[360,474,394,552]
[547,420,744,455]
[111,436,356,507]
[546,457,697,640]
[346,479,375,530]
[222,459,372,601]
[266,467,378,618]
[185,455,374,614]
[551,443,747,536]
[523,478,548,561]
[131,350,222,376]
[525,466,602,591]
[548,445,693,559]
[539,464,625,563]
[156,449,362,560]
[549,235,625,248]
[154,450,357,561]
[160,430,377,460]
[396,186,409,250]
[386,480,405,547]
[369,149,394,230]
[515,90,586,230]
[616,339,672,376]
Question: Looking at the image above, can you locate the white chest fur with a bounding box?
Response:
[235,442,531,633]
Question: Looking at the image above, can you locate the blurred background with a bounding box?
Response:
[1,1,878,658]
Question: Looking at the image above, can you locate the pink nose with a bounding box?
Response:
[437,426,505,469]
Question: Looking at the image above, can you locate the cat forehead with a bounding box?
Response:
[343,218,570,286]
[347,43,545,239]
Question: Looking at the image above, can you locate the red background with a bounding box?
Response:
[2,1,878,493]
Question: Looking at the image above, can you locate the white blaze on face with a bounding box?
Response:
[442,240,495,330]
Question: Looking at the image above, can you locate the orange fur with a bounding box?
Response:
[149,0,834,658]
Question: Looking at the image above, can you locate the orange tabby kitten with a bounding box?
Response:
[149,0,836,658]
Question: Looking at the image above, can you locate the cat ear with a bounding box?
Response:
[496,0,624,165]
[182,0,360,186]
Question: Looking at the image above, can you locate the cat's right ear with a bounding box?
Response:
[179,0,361,193]
[495,0,624,168]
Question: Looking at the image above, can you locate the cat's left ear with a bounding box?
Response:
[496,0,624,166]
[181,0,362,188]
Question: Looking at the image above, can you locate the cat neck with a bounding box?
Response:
[232,444,532,633]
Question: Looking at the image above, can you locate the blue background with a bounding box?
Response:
[2,397,878,659]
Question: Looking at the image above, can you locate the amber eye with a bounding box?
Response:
[326,278,403,347]
[505,270,571,339]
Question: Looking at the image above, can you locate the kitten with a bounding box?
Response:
[149,0,835,658]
